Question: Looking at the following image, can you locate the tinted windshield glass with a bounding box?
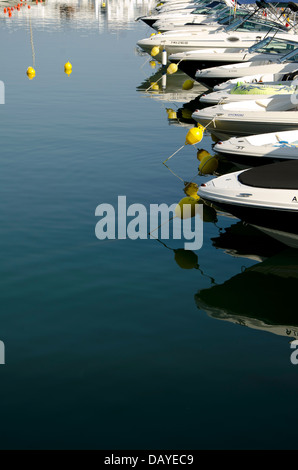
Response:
[226,18,287,32]
[192,3,226,14]
[218,12,252,25]
[249,38,298,54]
[281,49,298,63]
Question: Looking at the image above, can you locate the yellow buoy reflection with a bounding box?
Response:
[151,82,159,91]
[199,155,219,175]
[175,197,200,219]
[174,249,198,270]
[182,79,194,90]
[197,149,211,161]
[166,108,177,120]
[184,182,200,200]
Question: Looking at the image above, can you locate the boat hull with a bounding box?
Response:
[193,111,298,138]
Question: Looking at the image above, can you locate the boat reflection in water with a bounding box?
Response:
[195,221,298,339]
[137,68,212,128]
[137,67,208,101]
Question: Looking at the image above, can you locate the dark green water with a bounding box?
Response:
[1,0,298,450]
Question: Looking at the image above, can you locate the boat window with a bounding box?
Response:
[226,20,287,31]
[248,38,298,55]
[280,50,298,63]
[192,3,227,14]
[225,18,288,33]
[218,11,254,26]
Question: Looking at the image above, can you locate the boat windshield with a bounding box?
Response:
[217,11,254,26]
[248,37,298,55]
[280,48,298,63]
[225,18,288,33]
[192,2,228,15]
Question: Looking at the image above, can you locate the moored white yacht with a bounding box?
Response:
[213,129,298,161]
[192,94,298,138]
[200,81,298,104]
[137,14,295,63]
[195,42,298,86]
[198,160,298,247]
[169,36,298,80]
[137,0,230,27]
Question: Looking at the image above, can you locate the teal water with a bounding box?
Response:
[1,0,298,450]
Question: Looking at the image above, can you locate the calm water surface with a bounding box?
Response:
[1,0,298,450]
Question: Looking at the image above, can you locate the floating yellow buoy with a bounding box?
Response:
[174,249,198,270]
[199,154,219,175]
[184,182,200,200]
[26,66,35,79]
[197,148,211,161]
[175,197,200,219]
[151,46,160,57]
[149,60,157,68]
[185,124,205,146]
[182,79,194,90]
[64,61,72,72]
[167,63,178,75]
[150,33,156,37]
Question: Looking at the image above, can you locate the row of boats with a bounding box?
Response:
[137,0,298,248]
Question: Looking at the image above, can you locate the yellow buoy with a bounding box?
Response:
[151,46,160,57]
[151,82,159,91]
[184,182,200,200]
[150,33,156,37]
[199,155,219,175]
[167,63,178,75]
[175,197,200,219]
[64,61,72,72]
[182,79,194,90]
[197,149,211,161]
[149,60,157,68]
[174,249,198,270]
[26,67,35,79]
[185,124,205,146]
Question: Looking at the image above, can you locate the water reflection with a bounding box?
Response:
[137,67,207,102]
[1,0,155,31]
[195,221,298,339]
